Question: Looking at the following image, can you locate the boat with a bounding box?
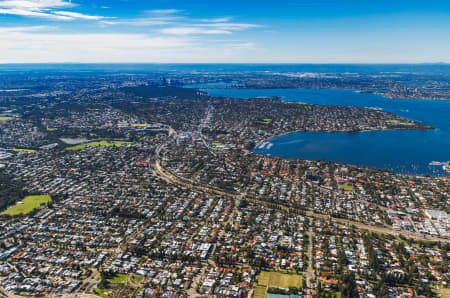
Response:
[444,164,450,173]
[257,142,268,149]
[429,161,443,166]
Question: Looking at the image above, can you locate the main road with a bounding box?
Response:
[152,135,450,244]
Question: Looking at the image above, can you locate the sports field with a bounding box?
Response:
[1,195,52,216]
[253,271,303,298]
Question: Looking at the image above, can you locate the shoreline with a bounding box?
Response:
[194,86,445,177]
[196,85,450,101]
[253,125,435,149]
[250,126,448,178]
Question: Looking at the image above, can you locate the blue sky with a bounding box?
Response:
[0,0,449,63]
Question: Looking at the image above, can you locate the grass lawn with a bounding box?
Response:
[13,148,36,153]
[65,140,133,151]
[107,274,128,284]
[339,184,354,191]
[1,195,51,216]
[130,274,144,284]
[46,127,58,131]
[94,287,110,297]
[254,271,303,298]
[435,287,450,298]
[253,285,268,298]
[0,116,14,121]
[386,119,413,126]
[257,118,273,125]
[267,272,302,288]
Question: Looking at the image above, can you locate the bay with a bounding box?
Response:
[199,87,450,176]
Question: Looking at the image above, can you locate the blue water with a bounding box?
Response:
[199,88,450,176]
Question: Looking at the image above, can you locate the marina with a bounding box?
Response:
[256,141,274,150]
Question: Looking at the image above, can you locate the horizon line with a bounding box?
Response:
[0,62,448,65]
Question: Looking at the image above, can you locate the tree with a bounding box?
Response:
[340,272,358,298]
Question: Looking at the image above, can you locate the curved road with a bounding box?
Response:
[153,140,450,244]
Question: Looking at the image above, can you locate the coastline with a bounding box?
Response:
[357,90,450,101]
[250,125,449,177]
[199,86,450,101]
[253,125,436,152]
[197,86,445,177]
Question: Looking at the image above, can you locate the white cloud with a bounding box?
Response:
[160,27,232,35]
[200,22,263,30]
[0,25,54,32]
[53,11,107,20]
[0,0,74,9]
[97,8,262,37]
[0,29,192,62]
[0,4,266,62]
[99,20,119,25]
[0,0,110,20]
[99,17,176,26]
[0,27,266,63]
[200,17,232,23]
[156,17,263,35]
[146,9,183,15]
[226,42,255,49]
[159,21,263,35]
[0,7,72,19]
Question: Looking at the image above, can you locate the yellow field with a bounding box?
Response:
[13,148,37,153]
[131,123,151,127]
[339,184,354,191]
[253,271,303,298]
[253,285,268,298]
[386,119,413,126]
[436,287,450,298]
[1,195,52,216]
[65,140,133,150]
[257,118,272,125]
